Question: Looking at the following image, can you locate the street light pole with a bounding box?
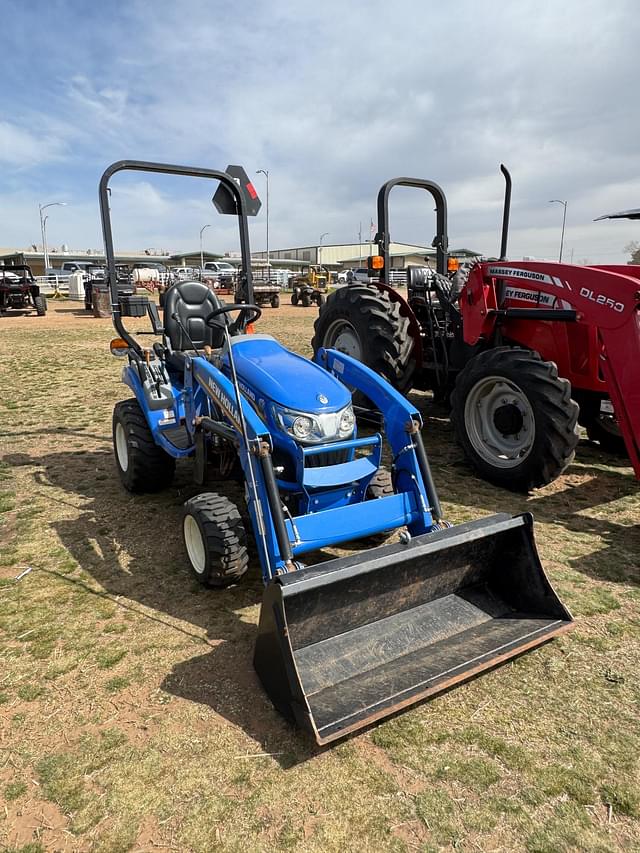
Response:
[256,169,269,280]
[549,199,568,262]
[39,201,67,273]
[319,232,329,265]
[199,223,212,275]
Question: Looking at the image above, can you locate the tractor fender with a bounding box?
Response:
[121,363,183,432]
[375,281,423,367]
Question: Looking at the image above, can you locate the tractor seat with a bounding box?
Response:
[163,282,225,371]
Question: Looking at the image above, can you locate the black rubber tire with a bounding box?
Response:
[291,290,299,306]
[363,468,395,545]
[301,292,311,308]
[578,395,628,456]
[271,294,280,308]
[312,284,415,393]
[182,493,249,587]
[586,415,628,456]
[315,293,325,307]
[367,467,393,500]
[451,347,579,492]
[34,295,47,316]
[112,399,176,493]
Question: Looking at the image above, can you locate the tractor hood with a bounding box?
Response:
[229,335,350,412]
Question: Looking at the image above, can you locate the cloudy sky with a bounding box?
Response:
[1,0,638,263]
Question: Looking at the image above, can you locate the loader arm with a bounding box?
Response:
[464,261,640,477]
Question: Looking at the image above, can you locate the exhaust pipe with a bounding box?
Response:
[254,513,572,745]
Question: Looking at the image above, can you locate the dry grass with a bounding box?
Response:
[0,300,639,852]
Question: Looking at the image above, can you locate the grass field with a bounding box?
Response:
[1,300,639,852]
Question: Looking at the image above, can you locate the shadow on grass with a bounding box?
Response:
[48,306,96,317]
[413,413,640,586]
[3,429,638,763]
[3,445,321,766]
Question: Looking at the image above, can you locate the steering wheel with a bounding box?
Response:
[205,303,262,332]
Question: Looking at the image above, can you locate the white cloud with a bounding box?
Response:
[0,121,66,168]
[0,0,638,263]
[66,76,129,125]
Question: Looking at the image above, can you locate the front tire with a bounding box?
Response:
[291,289,299,306]
[312,284,415,393]
[451,347,579,491]
[112,399,176,493]
[271,294,280,308]
[34,295,47,316]
[362,468,395,545]
[301,291,311,307]
[182,493,249,587]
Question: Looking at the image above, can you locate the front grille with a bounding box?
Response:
[305,448,350,468]
[273,446,352,483]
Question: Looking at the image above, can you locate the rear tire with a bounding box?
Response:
[301,292,311,307]
[579,396,628,456]
[291,290,299,306]
[315,293,325,307]
[34,295,47,316]
[271,294,280,308]
[451,347,579,491]
[312,284,415,393]
[587,417,627,455]
[182,493,249,587]
[112,399,176,493]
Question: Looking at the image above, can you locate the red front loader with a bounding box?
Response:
[462,259,640,480]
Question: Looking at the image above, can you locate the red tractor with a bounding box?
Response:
[313,169,640,490]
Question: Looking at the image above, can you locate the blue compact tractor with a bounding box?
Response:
[100,161,572,745]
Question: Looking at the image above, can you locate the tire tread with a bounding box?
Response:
[451,347,579,491]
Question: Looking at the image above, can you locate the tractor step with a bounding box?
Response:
[160,424,192,450]
[254,512,572,745]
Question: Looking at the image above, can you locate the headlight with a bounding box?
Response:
[292,415,313,439]
[273,403,355,444]
[339,407,355,437]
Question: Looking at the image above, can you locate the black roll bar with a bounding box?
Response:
[374,177,449,276]
[99,160,254,354]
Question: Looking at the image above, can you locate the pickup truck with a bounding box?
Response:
[47,261,107,282]
[202,261,236,287]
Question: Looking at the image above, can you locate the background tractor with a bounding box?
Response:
[313,168,640,491]
[291,264,328,307]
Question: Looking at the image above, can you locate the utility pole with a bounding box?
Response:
[549,199,568,262]
[319,232,329,266]
[39,202,67,273]
[199,223,212,274]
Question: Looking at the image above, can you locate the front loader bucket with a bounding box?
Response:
[254,513,572,745]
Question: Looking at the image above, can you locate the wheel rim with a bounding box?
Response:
[184,515,206,574]
[323,319,363,360]
[464,375,535,469]
[115,422,129,472]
